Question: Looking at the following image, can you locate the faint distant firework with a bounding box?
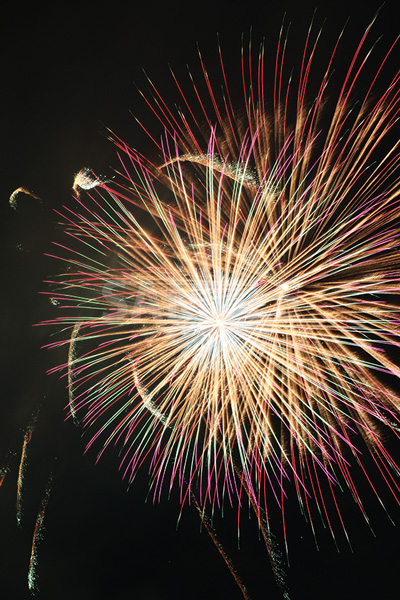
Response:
[44,13,400,597]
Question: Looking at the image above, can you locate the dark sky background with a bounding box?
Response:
[1,1,400,599]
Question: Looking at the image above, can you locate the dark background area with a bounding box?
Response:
[1,1,400,599]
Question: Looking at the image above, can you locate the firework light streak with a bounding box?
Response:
[9,187,41,211]
[67,323,82,425]
[27,476,52,594]
[0,456,12,489]
[45,14,400,565]
[190,490,252,600]
[16,420,36,526]
[0,469,7,488]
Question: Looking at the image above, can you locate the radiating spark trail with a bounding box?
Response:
[16,421,36,526]
[190,491,252,600]
[0,469,6,488]
[0,457,12,488]
[67,323,82,424]
[27,476,52,594]
[163,153,260,190]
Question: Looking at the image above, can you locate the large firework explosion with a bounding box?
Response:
[45,14,400,572]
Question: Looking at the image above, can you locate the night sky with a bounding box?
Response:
[1,2,400,599]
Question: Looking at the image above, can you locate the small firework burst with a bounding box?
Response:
[72,167,108,196]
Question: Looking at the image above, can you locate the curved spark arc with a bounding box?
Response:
[44,20,400,552]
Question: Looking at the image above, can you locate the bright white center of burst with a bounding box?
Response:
[174,271,281,361]
[214,316,226,329]
[199,313,229,334]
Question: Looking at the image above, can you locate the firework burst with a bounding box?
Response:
[45,16,400,553]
